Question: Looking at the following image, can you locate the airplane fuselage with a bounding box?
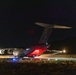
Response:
[13,44,48,58]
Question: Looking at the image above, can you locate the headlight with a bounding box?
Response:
[0,49,4,54]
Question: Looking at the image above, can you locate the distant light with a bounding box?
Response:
[63,49,66,53]
[46,42,48,45]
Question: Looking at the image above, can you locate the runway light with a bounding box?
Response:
[55,58,58,61]
[12,58,17,61]
[48,58,50,61]
[63,49,66,53]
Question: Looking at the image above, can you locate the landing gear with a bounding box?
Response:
[28,55,36,58]
[32,55,36,58]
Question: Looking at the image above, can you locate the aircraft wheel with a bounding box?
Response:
[29,55,36,58]
[32,55,36,57]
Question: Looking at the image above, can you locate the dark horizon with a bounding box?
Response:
[0,1,76,47]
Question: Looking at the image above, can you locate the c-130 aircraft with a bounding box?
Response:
[13,22,72,58]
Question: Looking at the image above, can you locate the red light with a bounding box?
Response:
[32,49,40,54]
[27,48,46,57]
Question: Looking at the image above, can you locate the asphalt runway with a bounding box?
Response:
[0,55,14,58]
[0,54,76,61]
[23,54,76,61]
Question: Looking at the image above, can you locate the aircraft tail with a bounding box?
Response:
[35,22,72,29]
[35,22,72,44]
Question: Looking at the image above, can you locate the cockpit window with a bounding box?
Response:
[26,48,30,50]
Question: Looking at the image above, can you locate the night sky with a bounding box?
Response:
[0,1,76,47]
